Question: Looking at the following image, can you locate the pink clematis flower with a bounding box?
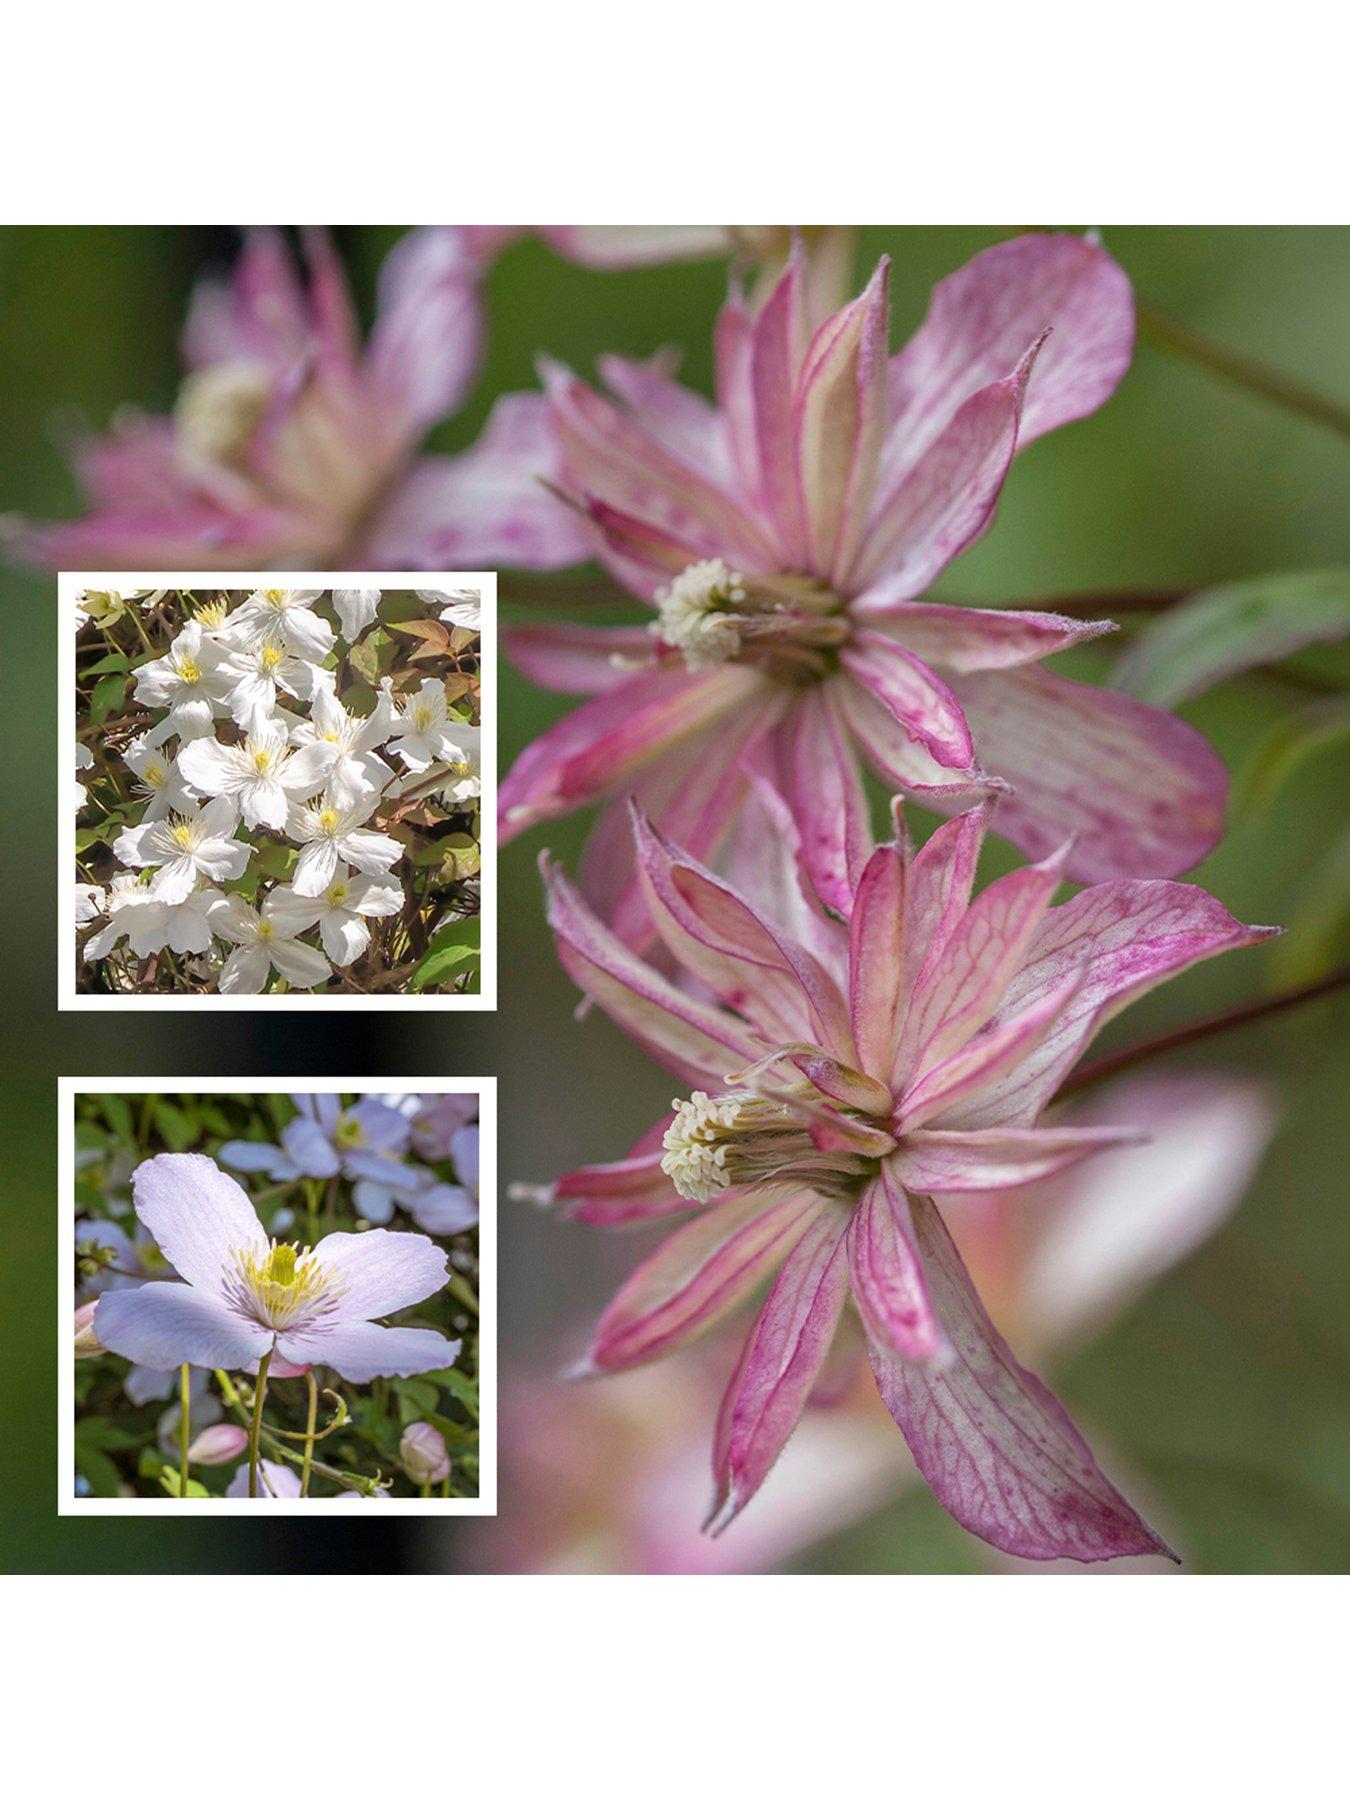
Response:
[530,799,1275,1561]
[501,233,1228,930]
[94,1153,460,1382]
[18,228,589,572]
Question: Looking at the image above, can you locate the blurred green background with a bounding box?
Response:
[1,226,1347,1572]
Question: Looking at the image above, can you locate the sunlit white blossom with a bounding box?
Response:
[208,891,332,993]
[177,720,330,830]
[285,796,401,897]
[114,796,250,903]
[267,867,403,964]
[231,588,335,661]
[122,736,198,820]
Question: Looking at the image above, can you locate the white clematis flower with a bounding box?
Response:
[177,720,330,830]
[284,796,403,897]
[133,621,231,742]
[332,588,382,639]
[217,631,325,727]
[267,867,403,964]
[207,892,332,994]
[416,587,481,632]
[114,796,251,904]
[75,742,94,813]
[76,588,164,631]
[290,679,398,810]
[387,678,466,773]
[123,736,198,821]
[230,588,335,662]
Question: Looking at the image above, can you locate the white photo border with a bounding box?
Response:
[59,1074,498,1518]
[59,571,498,1012]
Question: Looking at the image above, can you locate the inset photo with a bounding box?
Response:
[63,574,495,1008]
[61,1079,494,1514]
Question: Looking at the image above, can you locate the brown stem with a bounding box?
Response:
[1060,967,1350,1098]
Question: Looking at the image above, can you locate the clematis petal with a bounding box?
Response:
[893,1123,1145,1193]
[859,599,1117,673]
[866,1191,1172,1562]
[332,587,380,640]
[320,912,370,965]
[218,942,269,994]
[94,1281,272,1373]
[266,937,331,990]
[840,628,976,770]
[707,1198,852,1530]
[579,1187,830,1374]
[598,349,734,485]
[365,226,483,440]
[847,1165,950,1364]
[749,243,811,564]
[837,677,1000,806]
[948,660,1228,882]
[279,1116,342,1179]
[503,623,659,696]
[499,661,760,843]
[308,1227,449,1321]
[293,839,341,896]
[543,854,767,1085]
[407,1183,479,1235]
[786,685,871,919]
[848,842,908,1081]
[535,1140,697,1228]
[132,1152,268,1295]
[885,231,1134,474]
[218,1139,296,1180]
[277,1320,460,1381]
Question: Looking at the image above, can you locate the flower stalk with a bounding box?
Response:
[248,1348,272,1498]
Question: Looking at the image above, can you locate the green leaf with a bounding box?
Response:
[100,1094,135,1144]
[89,672,130,727]
[437,835,481,881]
[158,1467,209,1499]
[1114,568,1350,706]
[409,935,479,993]
[82,650,130,675]
[75,1444,123,1498]
[1236,693,1350,813]
[1270,825,1350,986]
[425,1365,479,1418]
[155,1100,200,1152]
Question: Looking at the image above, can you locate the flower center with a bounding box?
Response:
[334,1113,365,1149]
[264,588,287,608]
[170,820,194,848]
[661,1090,819,1202]
[653,559,850,680]
[175,360,272,467]
[225,1238,343,1332]
[177,656,202,685]
[413,705,434,732]
[319,807,341,835]
[260,645,284,671]
[328,880,350,906]
[143,762,166,788]
[257,919,274,942]
[252,748,273,774]
[196,598,228,630]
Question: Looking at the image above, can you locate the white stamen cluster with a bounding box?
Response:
[652,559,749,670]
[661,1089,812,1203]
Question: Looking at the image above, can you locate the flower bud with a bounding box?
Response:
[400,1421,451,1486]
[73,1301,103,1358]
[188,1423,250,1466]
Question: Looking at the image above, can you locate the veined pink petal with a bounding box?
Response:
[364,391,590,569]
[714,283,760,499]
[94,1282,272,1373]
[364,226,483,440]
[299,227,363,379]
[840,628,975,769]
[866,1192,1172,1561]
[898,969,1084,1130]
[541,1137,696,1228]
[847,1165,950,1363]
[885,232,1134,476]
[634,809,855,1058]
[940,881,1279,1130]
[132,1152,269,1297]
[720,767,850,978]
[791,257,890,582]
[893,1123,1145,1193]
[598,350,735,487]
[278,1320,459,1382]
[577,494,710,595]
[895,843,1070,1086]
[499,661,760,841]
[543,854,767,1085]
[544,359,777,568]
[182,228,308,371]
[848,843,908,1081]
[582,1187,830,1373]
[785,685,871,919]
[708,1199,852,1529]
[949,663,1229,881]
[749,244,811,563]
[903,803,991,991]
[539,224,735,268]
[836,678,1000,806]
[502,623,658,696]
[853,599,1116,671]
[852,343,1038,596]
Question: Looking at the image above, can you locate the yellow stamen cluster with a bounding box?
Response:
[177,656,202,685]
[334,1113,366,1149]
[229,1239,338,1330]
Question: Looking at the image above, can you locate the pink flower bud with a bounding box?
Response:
[400,1421,451,1486]
[188,1423,250,1466]
[73,1301,103,1358]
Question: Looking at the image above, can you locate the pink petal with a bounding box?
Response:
[132,1152,269,1297]
[707,1198,852,1529]
[784,686,872,919]
[852,599,1115,671]
[541,1136,695,1228]
[836,677,1000,806]
[94,1282,271,1373]
[364,227,484,440]
[847,1165,950,1363]
[885,231,1134,475]
[182,228,308,371]
[840,629,975,769]
[903,803,991,990]
[792,257,890,581]
[364,391,590,570]
[578,494,710,595]
[499,660,759,841]
[949,663,1229,881]
[278,1320,459,1381]
[847,842,908,1082]
[893,1123,1145,1193]
[867,1192,1172,1561]
[598,349,735,487]
[852,342,1038,596]
[309,1228,449,1321]
[502,623,659,696]
[543,854,767,1085]
[581,1188,830,1373]
[749,244,811,564]
[714,283,761,499]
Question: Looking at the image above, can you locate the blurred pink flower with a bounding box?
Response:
[529,798,1275,1561]
[501,233,1228,934]
[487,1071,1276,1573]
[19,228,589,572]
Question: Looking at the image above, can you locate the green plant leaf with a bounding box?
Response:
[89,672,130,727]
[1236,693,1350,813]
[1114,568,1350,705]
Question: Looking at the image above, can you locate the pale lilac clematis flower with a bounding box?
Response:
[94,1153,459,1381]
[530,799,1275,1561]
[221,1094,420,1204]
[18,229,589,571]
[113,795,249,903]
[502,233,1228,930]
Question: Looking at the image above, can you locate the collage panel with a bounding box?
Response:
[61,1079,494,1515]
[64,574,494,1008]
